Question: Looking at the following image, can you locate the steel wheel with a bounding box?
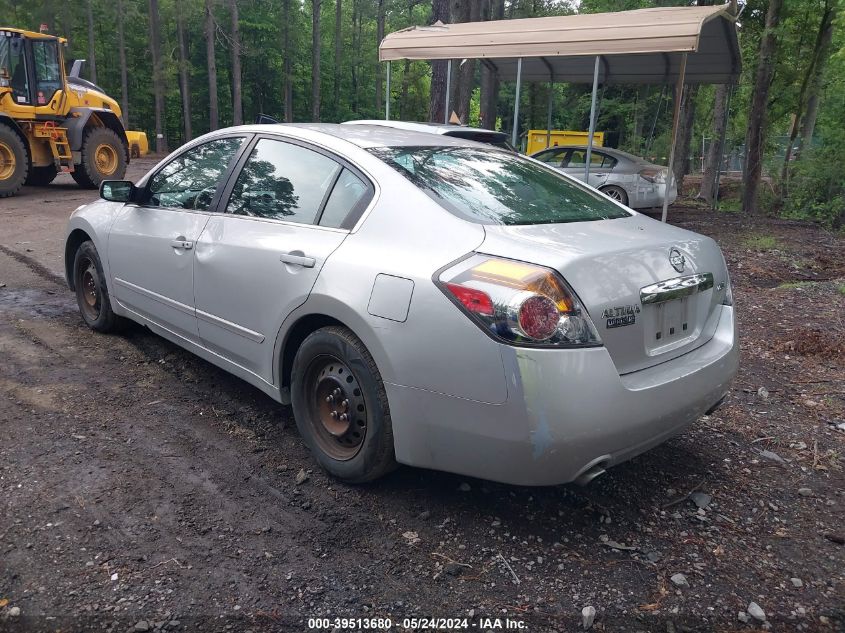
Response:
[77,255,102,322]
[95,143,119,177]
[303,354,368,461]
[0,141,16,181]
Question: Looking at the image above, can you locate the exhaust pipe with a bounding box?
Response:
[573,456,610,486]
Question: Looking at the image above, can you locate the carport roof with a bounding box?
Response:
[379,4,740,85]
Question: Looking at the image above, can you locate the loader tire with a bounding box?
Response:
[0,122,28,198]
[25,164,59,186]
[72,127,127,189]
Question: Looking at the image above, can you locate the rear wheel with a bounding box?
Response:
[72,127,127,189]
[291,326,396,483]
[73,241,121,333]
[0,123,28,198]
[25,164,59,186]
[600,185,629,206]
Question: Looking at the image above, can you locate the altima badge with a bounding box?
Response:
[669,247,686,273]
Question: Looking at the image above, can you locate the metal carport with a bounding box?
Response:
[378,4,741,221]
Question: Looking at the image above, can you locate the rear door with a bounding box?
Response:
[562,149,613,188]
[107,136,248,343]
[193,136,373,382]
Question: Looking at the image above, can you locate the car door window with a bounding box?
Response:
[226,139,342,223]
[533,149,565,166]
[566,150,604,169]
[318,168,372,229]
[146,137,245,210]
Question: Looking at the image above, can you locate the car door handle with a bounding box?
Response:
[170,239,194,250]
[279,253,316,268]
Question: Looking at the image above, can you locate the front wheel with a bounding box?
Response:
[291,326,396,483]
[73,241,121,333]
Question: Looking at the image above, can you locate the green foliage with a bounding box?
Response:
[780,146,845,227]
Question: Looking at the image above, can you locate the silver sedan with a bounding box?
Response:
[531,145,678,209]
[64,124,737,486]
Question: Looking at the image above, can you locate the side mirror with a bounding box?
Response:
[100,180,136,203]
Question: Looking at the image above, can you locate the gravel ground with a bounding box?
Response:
[0,167,843,633]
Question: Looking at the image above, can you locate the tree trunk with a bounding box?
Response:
[116,0,130,128]
[311,0,322,121]
[205,0,220,131]
[428,0,450,122]
[399,59,411,120]
[798,2,836,154]
[479,0,503,129]
[283,0,293,122]
[699,84,728,203]
[351,0,360,114]
[230,0,243,125]
[375,0,385,115]
[742,0,784,215]
[85,0,97,84]
[454,0,480,123]
[176,0,192,141]
[59,2,73,48]
[672,85,698,193]
[148,0,167,154]
[334,0,342,116]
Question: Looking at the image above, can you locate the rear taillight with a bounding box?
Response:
[437,255,602,347]
[639,168,666,184]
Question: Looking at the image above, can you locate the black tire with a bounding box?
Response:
[599,185,629,206]
[25,164,59,186]
[0,122,29,198]
[291,326,396,483]
[72,240,121,333]
[71,127,127,189]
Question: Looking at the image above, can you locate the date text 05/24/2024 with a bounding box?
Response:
[307,617,528,630]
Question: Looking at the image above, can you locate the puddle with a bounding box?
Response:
[0,288,76,318]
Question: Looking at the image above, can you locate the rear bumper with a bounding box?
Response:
[387,306,737,486]
[629,182,678,209]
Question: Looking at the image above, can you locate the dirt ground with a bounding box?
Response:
[0,164,843,633]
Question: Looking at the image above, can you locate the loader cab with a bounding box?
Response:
[0,29,65,113]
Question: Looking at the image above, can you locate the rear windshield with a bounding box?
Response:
[370,146,631,225]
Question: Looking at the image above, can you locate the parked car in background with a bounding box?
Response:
[343,119,516,151]
[530,145,677,210]
[65,123,736,487]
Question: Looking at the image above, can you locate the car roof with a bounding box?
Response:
[221,123,496,149]
[533,145,650,164]
[343,120,508,139]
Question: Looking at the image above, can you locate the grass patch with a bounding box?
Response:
[838,284,845,296]
[778,281,815,290]
[742,234,782,251]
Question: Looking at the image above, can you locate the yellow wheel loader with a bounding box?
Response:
[0,28,129,197]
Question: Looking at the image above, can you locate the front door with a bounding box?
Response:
[193,136,373,382]
[561,149,612,189]
[107,136,247,343]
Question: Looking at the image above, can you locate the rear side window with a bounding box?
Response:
[226,139,341,224]
[370,146,631,225]
[319,168,371,229]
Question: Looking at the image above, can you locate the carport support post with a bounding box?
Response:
[511,57,523,149]
[444,59,452,124]
[585,56,600,182]
[546,74,554,149]
[661,53,687,223]
[385,61,391,120]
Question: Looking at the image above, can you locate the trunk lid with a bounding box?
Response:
[479,215,730,374]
